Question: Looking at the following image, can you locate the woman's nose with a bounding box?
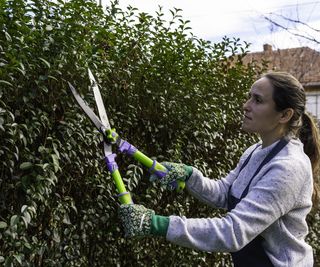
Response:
[243,99,250,111]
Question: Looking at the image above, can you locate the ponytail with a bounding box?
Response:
[299,112,320,209]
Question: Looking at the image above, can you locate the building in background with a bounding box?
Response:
[242,44,320,119]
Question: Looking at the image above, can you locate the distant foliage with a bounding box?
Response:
[1,0,318,266]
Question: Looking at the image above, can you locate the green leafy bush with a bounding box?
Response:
[1,0,318,266]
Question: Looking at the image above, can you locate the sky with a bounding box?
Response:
[100,0,320,52]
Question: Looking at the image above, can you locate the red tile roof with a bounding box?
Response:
[242,44,320,89]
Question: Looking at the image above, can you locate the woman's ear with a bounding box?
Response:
[279,108,294,124]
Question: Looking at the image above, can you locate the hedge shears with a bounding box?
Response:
[68,69,185,204]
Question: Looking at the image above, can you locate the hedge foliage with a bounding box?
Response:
[0,0,319,266]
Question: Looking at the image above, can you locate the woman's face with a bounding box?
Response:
[242,77,283,137]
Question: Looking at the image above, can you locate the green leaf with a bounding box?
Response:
[45,25,53,31]
[39,57,51,68]
[28,206,37,216]
[51,154,60,172]
[21,211,31,228]
[62,213,71,225]
[53,230,60,243]
[24,242,32,249]
[23,212,31,224]
[13,254,22,265]
[0,221,7,229]
[21,205,28,213]
[48,75,58,81]
[20,162,33,170]
[45,177,55,185]
[4,31,12,42]
[10,215,19,227]
[0,80,13,87]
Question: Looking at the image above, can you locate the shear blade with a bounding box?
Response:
[88,68,111,130]
[68,82,105,132]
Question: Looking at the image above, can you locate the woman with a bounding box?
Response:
[118,72,320,267]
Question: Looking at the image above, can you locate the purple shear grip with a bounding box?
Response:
[148,160,157,173]
[118,140,137,156]
[149,160,167,178]
[114,191,133,204]
[116,192,129,198]
[154,169,167,178]
[104,153,118,172]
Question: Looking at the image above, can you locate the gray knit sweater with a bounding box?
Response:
[166,138,314,267]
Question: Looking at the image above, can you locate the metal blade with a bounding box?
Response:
[103,141,113,157]
[88,68,111,130]
[68,82,104,131]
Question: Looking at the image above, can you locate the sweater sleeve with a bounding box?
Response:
[166,159,307,252]
[186,145,256,209]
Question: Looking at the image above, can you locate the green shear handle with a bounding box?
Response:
[111,129,185,192]
[104,138,185,204]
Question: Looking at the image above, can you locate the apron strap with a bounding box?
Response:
[240,137,290,199]
[238,144,261,174]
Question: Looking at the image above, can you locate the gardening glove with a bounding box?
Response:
[118,204,169,238]
[149,162,193,191]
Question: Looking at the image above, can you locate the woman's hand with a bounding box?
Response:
[118,204,155,237]
[150,162,193,191]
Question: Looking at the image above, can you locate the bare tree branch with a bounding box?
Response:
[268,12,320,33]
[263,14,320,45]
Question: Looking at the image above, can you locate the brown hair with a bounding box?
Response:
[263,71,320,209]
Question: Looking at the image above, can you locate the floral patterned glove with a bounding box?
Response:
[150,162,193,191]
[118,204,155,237]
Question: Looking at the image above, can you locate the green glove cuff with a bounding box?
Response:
[151,215,170,237]
[184,165,193,181]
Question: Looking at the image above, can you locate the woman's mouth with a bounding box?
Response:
[243,114,252,120]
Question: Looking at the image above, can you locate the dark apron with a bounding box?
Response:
[227,138,289,267]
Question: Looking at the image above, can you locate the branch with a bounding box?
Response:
[268,12,320,33]
[263,15,320,45]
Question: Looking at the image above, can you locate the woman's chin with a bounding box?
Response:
[241,124,254,133]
